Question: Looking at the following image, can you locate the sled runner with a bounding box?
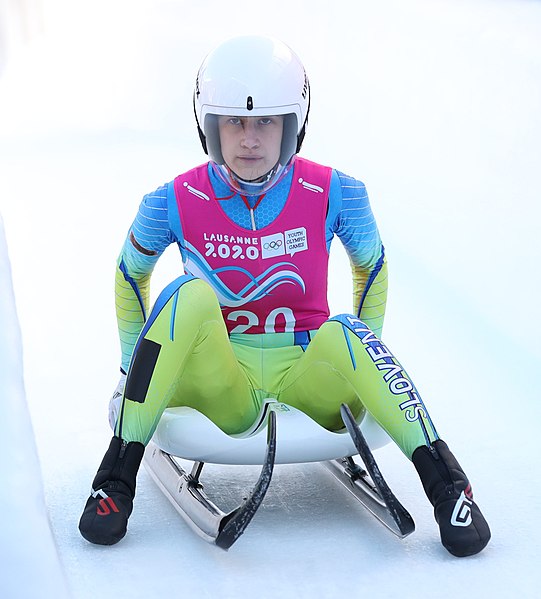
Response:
[144,401,415,549]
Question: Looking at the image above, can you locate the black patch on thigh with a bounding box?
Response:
[124,339,162,404]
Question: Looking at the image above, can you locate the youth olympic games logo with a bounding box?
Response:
[261,228,308,259]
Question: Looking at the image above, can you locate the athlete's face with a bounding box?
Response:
[218,115,283,182]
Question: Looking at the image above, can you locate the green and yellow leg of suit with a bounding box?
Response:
[117,276,438,459]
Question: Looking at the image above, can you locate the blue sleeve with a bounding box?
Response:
[125,184,177,262]
[326,170,383,267]
[325,170,387,333]
[115,184,177,370]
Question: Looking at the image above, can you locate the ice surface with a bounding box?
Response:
[0,0,540,597]
[0,215,70,598]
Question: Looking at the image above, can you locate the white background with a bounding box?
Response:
[1,0,540,597]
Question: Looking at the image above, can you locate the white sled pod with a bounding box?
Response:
[151,400,391,465]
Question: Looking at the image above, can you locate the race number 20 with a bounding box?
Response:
[227,307,295,333]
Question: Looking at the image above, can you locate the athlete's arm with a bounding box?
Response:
[115,185,176,372]
[327,170,388,338]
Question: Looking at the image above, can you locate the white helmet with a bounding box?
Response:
[194,35,310,193]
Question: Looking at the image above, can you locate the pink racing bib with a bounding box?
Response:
[174,157,332,334]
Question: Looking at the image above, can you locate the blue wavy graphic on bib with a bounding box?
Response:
[184,241,305,307]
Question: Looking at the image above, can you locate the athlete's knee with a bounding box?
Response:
[310,315,374,361]
[154,275,221,322]
[327,314,374,336]
[146,274,199,322]
[153,274,216,307]
[177,277,220,311]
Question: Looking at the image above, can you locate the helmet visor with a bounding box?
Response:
[203,112,299,173]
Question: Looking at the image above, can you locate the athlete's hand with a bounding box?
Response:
[108,373,126,430]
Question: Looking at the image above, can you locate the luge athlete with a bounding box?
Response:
[79,35,490,557]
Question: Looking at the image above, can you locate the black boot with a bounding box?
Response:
[412,440,491,557]
[79,436,145,545]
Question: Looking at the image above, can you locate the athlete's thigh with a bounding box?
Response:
[170,319,259,434]
[119,276,257,442]
[280,315,438,457]
[278,323,365,430]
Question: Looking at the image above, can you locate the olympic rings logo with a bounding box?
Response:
[263,240,283,250]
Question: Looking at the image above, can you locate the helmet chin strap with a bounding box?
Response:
[211,158,295,197]
[230,162,280,186]
[216,161,283,195]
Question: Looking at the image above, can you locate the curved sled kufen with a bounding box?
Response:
[144,402,414,547]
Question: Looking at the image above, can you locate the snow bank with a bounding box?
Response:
[0,214,70,599]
